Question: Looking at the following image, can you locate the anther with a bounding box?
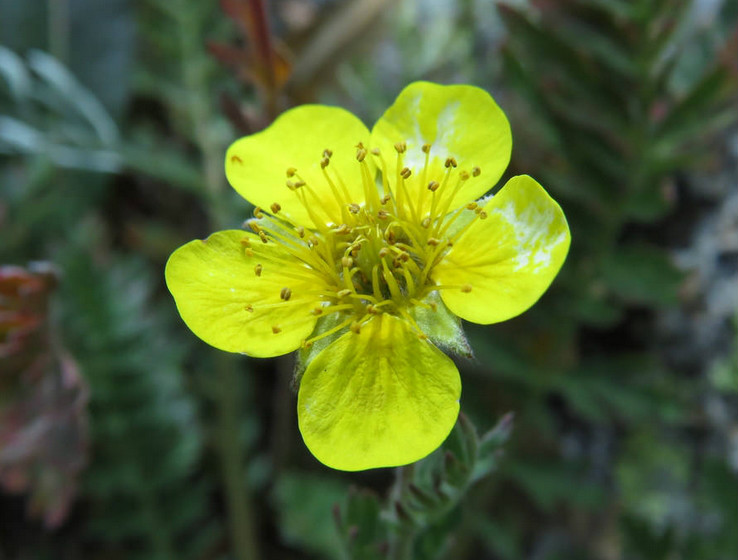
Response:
[296,226,305,238]
[320,157,330,169]
[377,210,389,220]
[421,217,431,228]
[337,289,352,298]
[356,148,367,162]
[427,238,441,246]
[399,252,410,262]
[254,264,263,276]
[258,231,269,243]
[472,166,481,177]
[479,211,488,219]
[249,222,261,233]
[466,202,478,210]
[334,223,350,235]
[350,322,362,334]
[240,237,251,247]
[366,304,379,314]
[272,325,282,334]
[287,180,306,190]
[461,284,472,293]
[286,167,297,177]
[311,307,323,316]
[379,247,390,258]
[427,181,440,192]
[245,248,254,257]
[444,157,457,168]
[400,167,412,179]
[394,141,407,154]
[380,194,391,205]
[270,202,281,214]
[323,149,333,158]
[348,203,361,214]
[371,147,380,155]
[244,304,254,312]
[475,207,483,215]
[342,256,353,268]
[231,155,243,164]
[386,230,396,244]
[421,143,431,154]
[253,206,263,218]
[459,170,470,181]
[280,287,292,301]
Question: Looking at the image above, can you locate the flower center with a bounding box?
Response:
[240,141,487,345]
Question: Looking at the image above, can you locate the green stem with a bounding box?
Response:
[172,4,260,558]
[48,0,69,64]
[214,354,261,560]
[388,464,416,560]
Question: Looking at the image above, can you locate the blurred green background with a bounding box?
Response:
[1,0,736,559]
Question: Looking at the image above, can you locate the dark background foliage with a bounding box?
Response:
[1,0,736,559]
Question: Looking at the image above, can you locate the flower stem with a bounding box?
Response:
[214,353,261,560]
[171,4,262,556]
[388,464,417,560]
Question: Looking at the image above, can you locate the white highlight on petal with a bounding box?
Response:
[492,200,568,273]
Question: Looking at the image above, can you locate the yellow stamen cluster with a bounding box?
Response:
[240,143,486,346]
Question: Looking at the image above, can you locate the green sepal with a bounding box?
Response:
[410,292,472,359]
[294,312,347,385]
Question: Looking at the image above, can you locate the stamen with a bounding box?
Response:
[302,316,354,348]
[280,287,292,301]
[381,259,402,300]
[254,264,263,276]
[320,165,351,223]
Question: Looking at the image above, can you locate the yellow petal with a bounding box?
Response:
[370,81,511,215]
[298,314,461,471]
[165,230,322,357]
[226,105,373,227]
[433,175,570,324]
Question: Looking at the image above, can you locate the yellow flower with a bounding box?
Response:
[166,82,570,471]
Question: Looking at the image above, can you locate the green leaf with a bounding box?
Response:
[272,471,347,560]
[600,245,684,306]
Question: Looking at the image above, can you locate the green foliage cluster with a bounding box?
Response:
[58,239,220,560]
